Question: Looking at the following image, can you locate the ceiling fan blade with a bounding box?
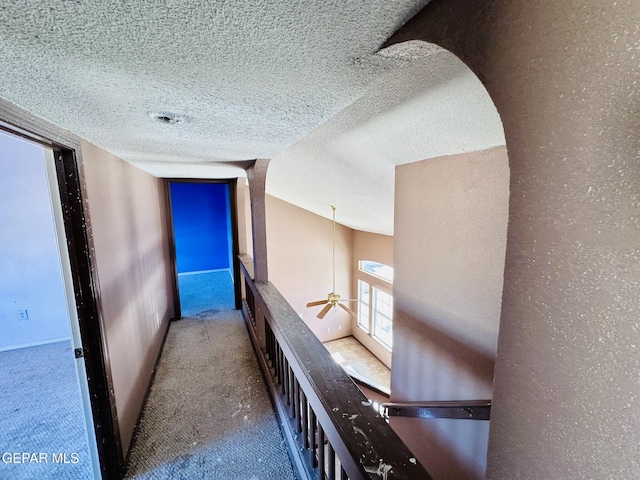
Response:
[338,302,357,317]
[317,303,333,319]
[307,299,329,307]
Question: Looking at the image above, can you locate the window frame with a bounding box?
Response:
[371,285,393,349]
[358,260,394,283]
[355,261,393,352]
[357,279,371,333]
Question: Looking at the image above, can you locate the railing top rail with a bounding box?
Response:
[239,254,254,279]
[239,257,432,479]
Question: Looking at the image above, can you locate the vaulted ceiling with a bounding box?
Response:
[0,1,504,234]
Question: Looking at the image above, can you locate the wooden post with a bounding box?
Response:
[245,159,270,284]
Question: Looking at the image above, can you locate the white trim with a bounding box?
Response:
[371,286,393,350]
[0,336,71,352]
[178,268,231,276]
[357,279,371,332]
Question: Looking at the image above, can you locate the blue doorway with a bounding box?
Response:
[169,182,237,317]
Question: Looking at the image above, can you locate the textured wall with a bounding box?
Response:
[351,231,394,367]
[385,1,640,478]
[82,140,174,455]
[392,147,510,479]
[266,195,352,343]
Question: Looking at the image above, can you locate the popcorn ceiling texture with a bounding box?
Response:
[269,46,504,234]
[0,0,503,234]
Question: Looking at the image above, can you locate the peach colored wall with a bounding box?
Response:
[82,140,174,455]
[266,195,352,342]
[387,2,640,478]
[236,179,251,256]
[351,231,393,368]
[392,147,509,479]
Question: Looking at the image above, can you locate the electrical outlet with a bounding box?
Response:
[18,309,29,320]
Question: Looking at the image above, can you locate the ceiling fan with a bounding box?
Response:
[306,206,357,319]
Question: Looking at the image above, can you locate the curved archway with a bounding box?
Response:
[375,42,509,479]
[383,2,640,479]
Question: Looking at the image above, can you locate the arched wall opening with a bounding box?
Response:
[381,42,510,479]
[384,2,640,479]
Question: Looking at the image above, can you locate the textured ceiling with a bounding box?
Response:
[0,1,504,234]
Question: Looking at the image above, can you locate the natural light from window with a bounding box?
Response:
[358,260,393,283]
[357,280,370,333]
[357,261,393,350]
[372,288,393,348]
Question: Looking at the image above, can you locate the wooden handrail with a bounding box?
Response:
[383,401,491,421]
[239,255,432,480]
[345,371,490,422]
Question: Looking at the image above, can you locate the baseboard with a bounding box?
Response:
[0,336,71,352]
[123,317,172,469]
[177,268,231,276]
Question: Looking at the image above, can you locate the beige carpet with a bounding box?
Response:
[125,310,295,480]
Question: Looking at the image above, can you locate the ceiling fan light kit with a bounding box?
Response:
[306,206,357,319]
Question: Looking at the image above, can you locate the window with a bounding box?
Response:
[358,260,393,283]
[357,280,370,332]
[356,261,393,350]
[372,287,393,348]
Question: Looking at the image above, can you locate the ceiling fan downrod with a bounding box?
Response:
[331,205,336,295]
[305,205,357,319]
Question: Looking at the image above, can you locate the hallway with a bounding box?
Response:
[125,310,295,480]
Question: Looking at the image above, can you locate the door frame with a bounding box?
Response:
[165,178,242,319]
[0,100,124,478]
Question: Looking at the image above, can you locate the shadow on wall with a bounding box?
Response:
[392,310,495,401]
[391,415,490,480]
[391,145,510,479]
[81,140,175,456]
[391,309,494,480]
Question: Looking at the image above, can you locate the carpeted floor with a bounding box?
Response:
[178,270,236,317]
[125,310,295,480]
[0,340,94,480]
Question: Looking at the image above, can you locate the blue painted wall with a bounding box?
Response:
[170,182,231,274]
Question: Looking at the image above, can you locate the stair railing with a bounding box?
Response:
[239,255,432,480]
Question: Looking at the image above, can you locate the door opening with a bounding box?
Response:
[168,180,240,318]
[0,130,101,479]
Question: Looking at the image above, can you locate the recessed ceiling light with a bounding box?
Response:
[148,111,187,125]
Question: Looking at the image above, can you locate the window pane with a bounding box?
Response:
[357,280,370,331]
[358,260,393,283]
[373,287,393,348]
